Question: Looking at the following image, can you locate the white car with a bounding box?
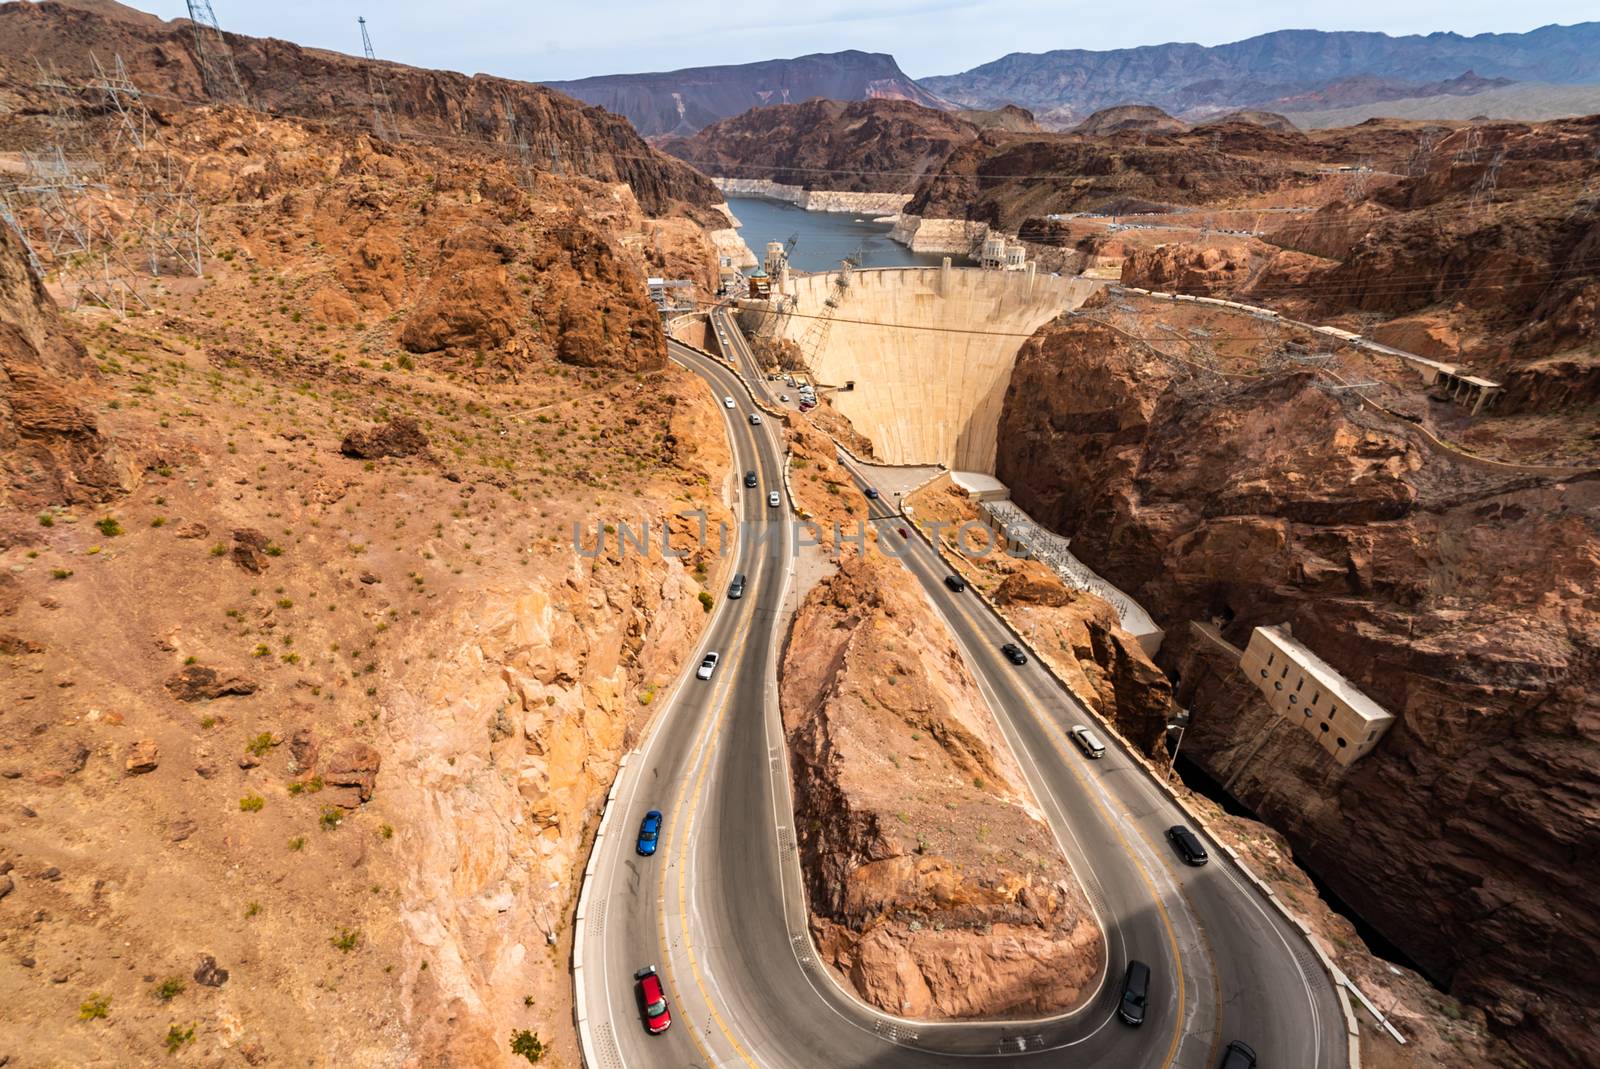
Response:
[696,652,719,680]
[767,491,780,508]
[723,396,735,409]
[778,394,790,403]
[748,413,762,425]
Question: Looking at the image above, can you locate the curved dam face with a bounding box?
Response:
[750,266,1101,471]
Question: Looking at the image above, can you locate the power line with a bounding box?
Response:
[184,1,249,106]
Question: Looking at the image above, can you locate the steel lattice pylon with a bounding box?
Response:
[357,17,400,142]
[186,1,249,105]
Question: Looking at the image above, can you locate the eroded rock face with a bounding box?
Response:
[781,553,1103,1019]
[0,224,129,508]
[995,313,1600,1069]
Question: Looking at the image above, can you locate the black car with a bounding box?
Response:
[1166,825,1209,866]
[1218,1040,1257,1069]
[728,573,746,600]
[864,487,879,500]
[1118,959,1150,1026]
[743,470,758,488]
[943,574,967,593]
[1000,643,1027,665]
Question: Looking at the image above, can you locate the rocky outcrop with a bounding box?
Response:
[780,553,1102,1019]
[0,223,128,508]
[665,99,978,193]
[1072,105,1189,137]
[339,417,430,460]
[994,311,1600,1069]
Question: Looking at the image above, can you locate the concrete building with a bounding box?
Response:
[747,266,770,300]
[1240,625,1394,765]
[645,277,694,316]
[980,235,1029,271]
[763,241,790,295]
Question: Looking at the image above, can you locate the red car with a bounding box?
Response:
[898,527,910,539]
[635,965,672,1034]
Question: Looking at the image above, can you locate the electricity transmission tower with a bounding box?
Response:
[186,1,249,105]
[501,95,537,190]
[357,17,400,141]
[1470,149,1504,221]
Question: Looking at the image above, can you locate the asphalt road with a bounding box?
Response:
[574,317,1349,1069]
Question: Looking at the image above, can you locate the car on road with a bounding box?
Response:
[778,393,790,403]
[636,810,663,856]
[1118,959,1150,1026]
[1167,825,1209,866]
[864,487,879,500]
[943,574,967,592]
[749,412,762,425]
[696,652,719,680]
[722,396,735,409]
[1069,725,1106,759]
[767,491,781,508]
[634,965,672,1034]
[1000,642,1028,665]
[1218,1040,1257,1069]
[744,470,758,488]
[897,526,909,539]
[728,573,746,599]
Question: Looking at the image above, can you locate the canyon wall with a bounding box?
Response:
[750,266,1100,469]
[993,311,1600,1069]
[780,552,1103,1018]
[713,178,913,216]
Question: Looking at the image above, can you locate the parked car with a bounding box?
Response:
[778,393,790,402]
[1000,643,1028,665]
[749,412,762,425]
[943,574,967,593]
[1069,725,1107,759]
[767,491,781,508]
[1166,825,1209,866]
[635,810,663,856]
[1118,959,1150,1026]
[634,966,672,1034]
[1218,1040,1256,1069]
[864,487,879,500]
[744,470,758,488]
[722,396,735,409]
[728,573,746,600]
[696,652,719,680]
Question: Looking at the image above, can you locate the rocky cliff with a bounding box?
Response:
[0,54,732,1069]
[780,553,1102,1018]
[545,50,952,139]
[993,308,1600,1069]
[663,98,980,193]
[0,0,718,217]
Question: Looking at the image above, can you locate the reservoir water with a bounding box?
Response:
[724,195,953,275]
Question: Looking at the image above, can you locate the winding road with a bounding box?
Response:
[572,309,1351,1069]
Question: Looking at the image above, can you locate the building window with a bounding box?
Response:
[1266,651,1275,666]
[1260,669,1268,679]
[1288,694,1298,704]
[1320,723,1329,733]
[1311,692,1320,706]
[1337,738,1347,748]
[1296,676,1305,692]
[1274,681,1282,691]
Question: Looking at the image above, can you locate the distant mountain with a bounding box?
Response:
[661,98,979,193]
[543,51,951,139]
[922,24,1600,126]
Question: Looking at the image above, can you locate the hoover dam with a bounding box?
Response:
[742,263,1101,469]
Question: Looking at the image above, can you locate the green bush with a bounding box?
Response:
[239,793,265,812]
[697,590,713,613]
[509,1030,545,1063]
[79,993,111,1020]
[94,517,123,537]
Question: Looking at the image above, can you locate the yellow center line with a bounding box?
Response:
[653,487,769,1068]
[942,590,1191,1068]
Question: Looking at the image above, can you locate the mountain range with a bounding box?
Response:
[544,51,948,139]
[546,23,1600,135]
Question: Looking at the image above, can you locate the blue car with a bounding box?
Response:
[636,810,663,856]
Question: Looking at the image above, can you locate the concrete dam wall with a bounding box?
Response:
[751,266,1101,471]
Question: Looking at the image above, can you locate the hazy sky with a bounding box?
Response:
[125,1,1597,82]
